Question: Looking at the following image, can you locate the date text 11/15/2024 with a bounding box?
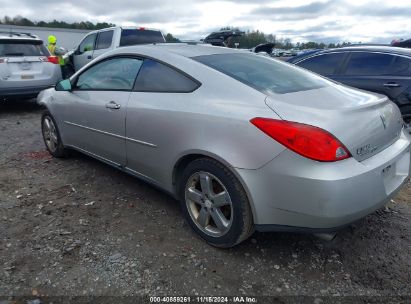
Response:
[149,296,258,303]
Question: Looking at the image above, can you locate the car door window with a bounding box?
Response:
[75,57,143,90]
[133,59,200,92]
[297,53,346,75]
[390,56,411,76]
[78,34,97,53]
[95,31,114,50]
[345,52,395,76]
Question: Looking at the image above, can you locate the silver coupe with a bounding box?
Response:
[38,44,411,247]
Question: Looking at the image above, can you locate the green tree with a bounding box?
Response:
[0,15,115,30]
[165,33,180,42]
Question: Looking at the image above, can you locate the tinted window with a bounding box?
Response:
[194,53,328,94]
[78,34,96,53]
[134,59,199,92]
[96,31,113,50]
[0,40,48,56]
[76,57,143,90]
[120,29,165,46]
[388,56,411,76]
[345,52,395,76]
[297,53,345,75]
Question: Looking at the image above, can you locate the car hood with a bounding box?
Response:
[265,84,404,162]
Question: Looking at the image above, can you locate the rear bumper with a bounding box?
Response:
[0,85,53,98]
[236,129,411,230]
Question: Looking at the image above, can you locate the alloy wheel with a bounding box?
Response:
[42,116,58,153]
[403,114,411,133]
[185,171,233,237]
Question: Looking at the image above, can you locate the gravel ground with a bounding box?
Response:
[0,99,410,303]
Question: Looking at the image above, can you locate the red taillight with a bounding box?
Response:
[138,27,145,30]
[47,56,59,64]
[250,117,351,162]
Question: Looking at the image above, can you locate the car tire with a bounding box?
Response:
[179,158,254,248]
[41,111,69,158]
[400,105,411,131]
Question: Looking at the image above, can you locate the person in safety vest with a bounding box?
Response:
[47,35,68,78]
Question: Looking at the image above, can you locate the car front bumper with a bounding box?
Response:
[236,129,411,231]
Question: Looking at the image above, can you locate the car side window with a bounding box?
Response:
[75,57,143,91]
[297,53,346,75]
[390,56,411,76]
[344,52,395,76]
[133,59,199,92]
[78,33,97,53]
[95,31,114,50]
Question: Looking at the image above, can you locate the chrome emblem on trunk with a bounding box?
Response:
[357,144,378,156]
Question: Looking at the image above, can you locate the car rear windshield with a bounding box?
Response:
[120,29,165,46]
[0,40,49,57]
[193,53,329,94]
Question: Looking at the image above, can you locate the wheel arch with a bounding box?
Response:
[171,151,257,222]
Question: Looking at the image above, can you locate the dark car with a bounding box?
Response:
[392,38,411,48]
[287,49,322,63]
[203,30,244,47]
[288,46,411,128]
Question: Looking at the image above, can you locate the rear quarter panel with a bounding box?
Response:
[125,59,286,193]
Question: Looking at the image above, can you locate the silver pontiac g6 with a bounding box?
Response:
[38,44,411,247]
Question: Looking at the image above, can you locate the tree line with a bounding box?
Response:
[0,16,115,30]
[0,15,180,42]
[0,16,353,49]
[223,27,352,50]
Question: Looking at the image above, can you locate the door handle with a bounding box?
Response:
[105,101,121,110]
[87,55,92,60]
[383,82,401,88]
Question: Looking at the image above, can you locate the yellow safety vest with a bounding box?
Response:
[47,44,65,66]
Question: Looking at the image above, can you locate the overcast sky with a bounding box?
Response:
[1,0,410,43]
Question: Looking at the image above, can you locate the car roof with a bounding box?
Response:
[306,45,411,58]
[115,43,246,58]
[87,26,163,34]
[0,32,41,41]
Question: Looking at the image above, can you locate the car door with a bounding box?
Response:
[337,52,411,102]
[125,58,200,182]
[73,33,97,71]
[295,52,348,80]
[92,30,114,60]
[61,56,143,166]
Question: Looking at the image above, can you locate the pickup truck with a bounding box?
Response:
[66,26,165,73]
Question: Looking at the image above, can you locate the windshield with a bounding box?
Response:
[120,29,165,46]
[193,53,329,94]
[0,40,48,57]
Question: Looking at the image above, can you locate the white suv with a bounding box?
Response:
[0,32,62,100]
[67,26,165,72]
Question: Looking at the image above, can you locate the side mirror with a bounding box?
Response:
[74,48,81,55]
[55,79,72,91]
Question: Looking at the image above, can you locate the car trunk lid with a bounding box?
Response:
[265,85,404,162]
[0,39,53,84]
[1,56,50,80]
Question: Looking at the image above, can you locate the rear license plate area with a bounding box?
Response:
[382,152,410,194]
[21,75,34,80]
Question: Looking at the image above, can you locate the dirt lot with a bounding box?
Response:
[1,99,411,302]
